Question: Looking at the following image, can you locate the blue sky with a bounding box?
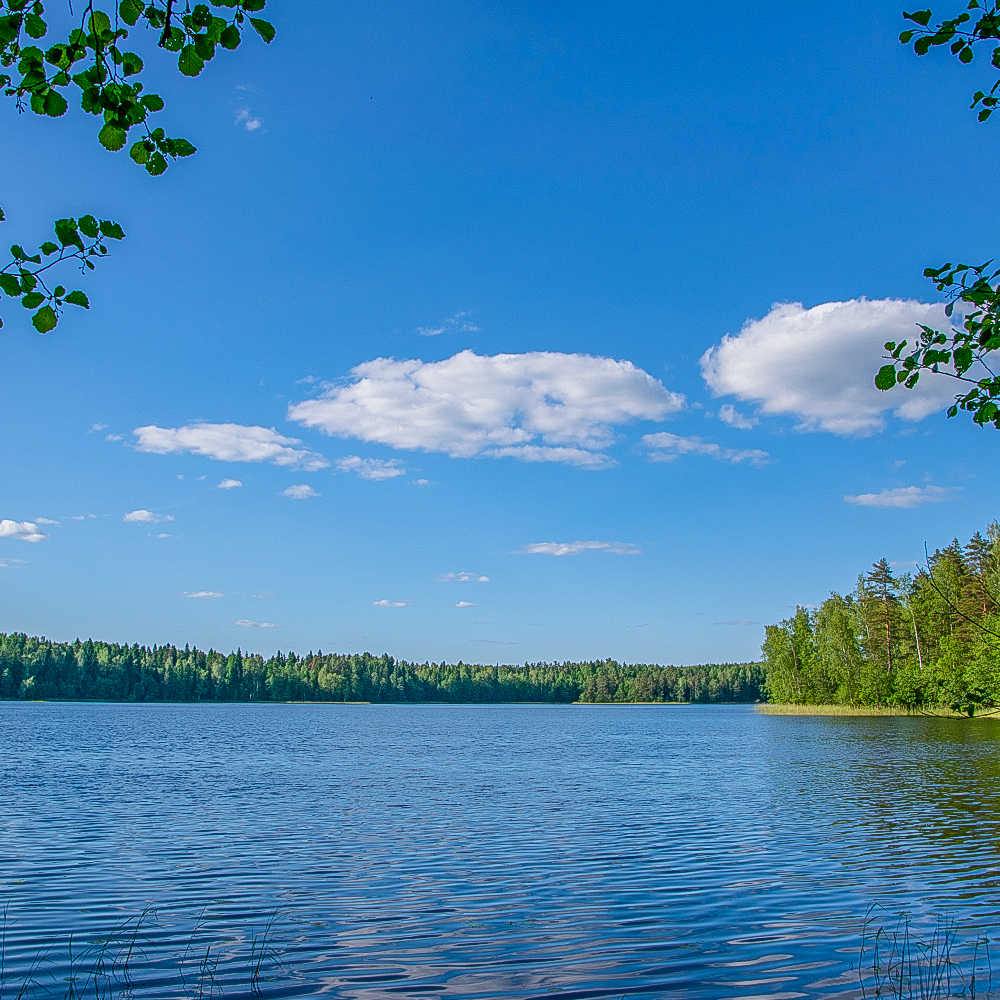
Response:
[2,1,998,665]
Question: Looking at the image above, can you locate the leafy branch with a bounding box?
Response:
[0,210,124,332]
[874,6,1000,427]
[0,0,272,333]
[901,2,1000,119]
[875,261,1000,427]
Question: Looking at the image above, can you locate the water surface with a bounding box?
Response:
[2,702,999,999]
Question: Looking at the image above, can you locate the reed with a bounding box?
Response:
[859,909,994,1000]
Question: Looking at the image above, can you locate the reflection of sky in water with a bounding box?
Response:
[0,703,998,999]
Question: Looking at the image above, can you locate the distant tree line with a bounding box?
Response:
[763,519,1000,713]
[0,633,765,704]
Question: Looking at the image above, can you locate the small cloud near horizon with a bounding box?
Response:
[282,484,320,499]
[0,520,48,543]
[124,509,174,523]
[418,311,480,337]
[522,540,641,556]
[185,591,224,599]
[844,485,959,509]
[437,571,490,582]
[373,599,410,607]
[236,620,278,628]
[217,479,243,490]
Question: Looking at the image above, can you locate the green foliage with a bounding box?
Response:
[0,0,273,334]
[877,261,1000,428]
[880,7,1000,426]
[0,214,120,331]
[761,518,1000,710]
[0,635,767,704]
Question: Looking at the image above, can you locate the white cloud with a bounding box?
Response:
[0,520,47,543]
[642,432,769,466]
[413,478,432,487]
[522,540,641,556]
[133,423,328,471]
[419,311,480,337]
[281,484,320,499]
[373,599,409,607]
[437,572,490,582]
[185,591,224,598]
[455,601,476,608]
[124,509,175,523]
[236,619,278,628]
[105,433,123,442]
[217,479,243,490]
[91,422,108,432]
[287,350,685,469]
[336,455,406,480]
[235,108,262,131]
[35,517,60,525]
[157,533,171,539]
[844,485,960,508]
[717,403,758,429]
[701,298,963,436]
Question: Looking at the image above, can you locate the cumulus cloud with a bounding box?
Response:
[217,479,243,490]
[437,572,490,582]
[373,599,409,607]
[701,298,964,436]
[287,350,685,468]
[419,311,480,337]
[0,520,48,543]
[336,456,406,480]
[717,404,758,429]
[185,591,224,598]
[844,485,960,508]
[642,432,769,466]
[124,509,174,523]
[133,423,328,470]
[236,620,278,628]
[522,540,641,556]
[281,484,320,499]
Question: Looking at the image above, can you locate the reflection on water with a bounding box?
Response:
[1,703,999,999]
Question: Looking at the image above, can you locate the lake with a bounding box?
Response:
[1,702,999,999]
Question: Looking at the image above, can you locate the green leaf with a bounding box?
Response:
[193,32,216,60]
[0,273,22,297]
[21,292,45,308]
[119,0,145,26]
[54,218,84,249]
[900,29,915,41]
[248,17,275,42]
[43,88,67,116]
[98,219,125,239]
[64,290,89,308]
[98,123,128,150]
[146,151,167,175]
[88,10,111,36]
[904,8,933,25]
[141,93,165,112]
[178,44,205,76]
[78,215,99,238]
[122,51,143,76]
[24,11,45,37]
[166,137,197,157]
[53,286,65,297]
[31,304,57,333]
[914,35,932,54]
[220,24,240,49]
[39,241,59,255]
[875,365,898,390]
[959,44,974,62]
[129,139,149,163]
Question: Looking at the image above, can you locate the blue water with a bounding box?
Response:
[1,702,999,1000]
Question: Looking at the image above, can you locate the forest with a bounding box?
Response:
[0,633,765,704]
[763,519,1000,713]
